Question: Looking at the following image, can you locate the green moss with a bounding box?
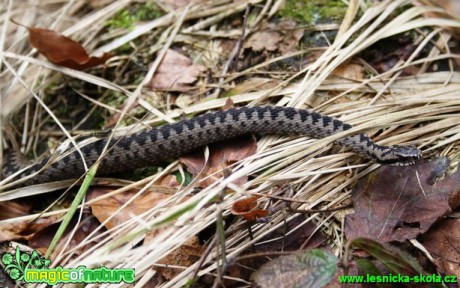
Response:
[279,0,347,25]
[105,1,163,30]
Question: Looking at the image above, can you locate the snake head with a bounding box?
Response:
[378,145,422,166]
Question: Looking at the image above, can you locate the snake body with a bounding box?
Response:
[2,106,421,189]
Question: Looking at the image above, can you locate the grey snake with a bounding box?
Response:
[1,106,421,189]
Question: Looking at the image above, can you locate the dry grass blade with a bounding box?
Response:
[1,0,460,287]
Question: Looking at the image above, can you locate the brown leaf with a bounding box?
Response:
[345,157,460,242]
[88,185,178,230]
[180,135,257,187]
[149,49,206,92]
[332,63,365,80]
[26,26,111,70]
[244,20,303,53]
[148,233,204,280]
[244,30,283,52]
[29,213,103,258]
[0,214,60,242]
[0,200,31,220]
[420,219,460,284]
[231,196,268,221]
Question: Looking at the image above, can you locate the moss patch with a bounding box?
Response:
[279,0,347,25]
[105,1,163,30]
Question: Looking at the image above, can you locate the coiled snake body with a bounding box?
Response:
[2,106,421,189]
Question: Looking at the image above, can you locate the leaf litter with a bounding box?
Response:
[345,157,460,242]
[1,0,460,287]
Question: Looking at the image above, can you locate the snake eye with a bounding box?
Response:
[377,145,422,166]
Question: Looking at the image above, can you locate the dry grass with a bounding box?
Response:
[1,0,460,287]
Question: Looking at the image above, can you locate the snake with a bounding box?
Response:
[1,106,421,189]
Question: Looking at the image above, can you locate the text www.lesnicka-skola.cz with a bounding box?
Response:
[339,273,456,284]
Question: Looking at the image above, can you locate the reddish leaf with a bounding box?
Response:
[180,135,257,187]
[345,158,460,242]
[26,26,111,70]
[231,196,269,221]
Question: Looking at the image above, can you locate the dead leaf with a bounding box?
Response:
[244,20,303,54]
[420,219,460,283]
[88,185,178,230]
[147,234,203,280]
[25,26,111,70]
[29,213,103,258]
[244,30,283,52]
[149,49,206,92]
[231,196,269,221]
[251,249,338,288]
[345,157,460,242]
[332,62,365,80]
[180,135,257,187]
[0,200,31,220]
[0,214,60,242]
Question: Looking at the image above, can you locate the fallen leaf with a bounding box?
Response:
[420,219,460,283]
[244,30,283,52]
[251,249,338,288]
[332,62,365,80]
[180,135,257,187]
[231,196,269,221]
[29,213,103,258]
[0,214,60,242]
[149,49,206,92]
[25,26,111,70]
[345,157,460,242]
[147,233,203,280]
[88,185,178,230]
[0,200,31,220]
[243,20,303,54]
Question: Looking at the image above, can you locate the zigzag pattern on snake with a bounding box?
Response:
[2,106,422,189]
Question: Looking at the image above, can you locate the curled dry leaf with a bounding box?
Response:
[26,26,111,70]
[231,196,268,221]
[149,49,206,92]
[345,157,460,242]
